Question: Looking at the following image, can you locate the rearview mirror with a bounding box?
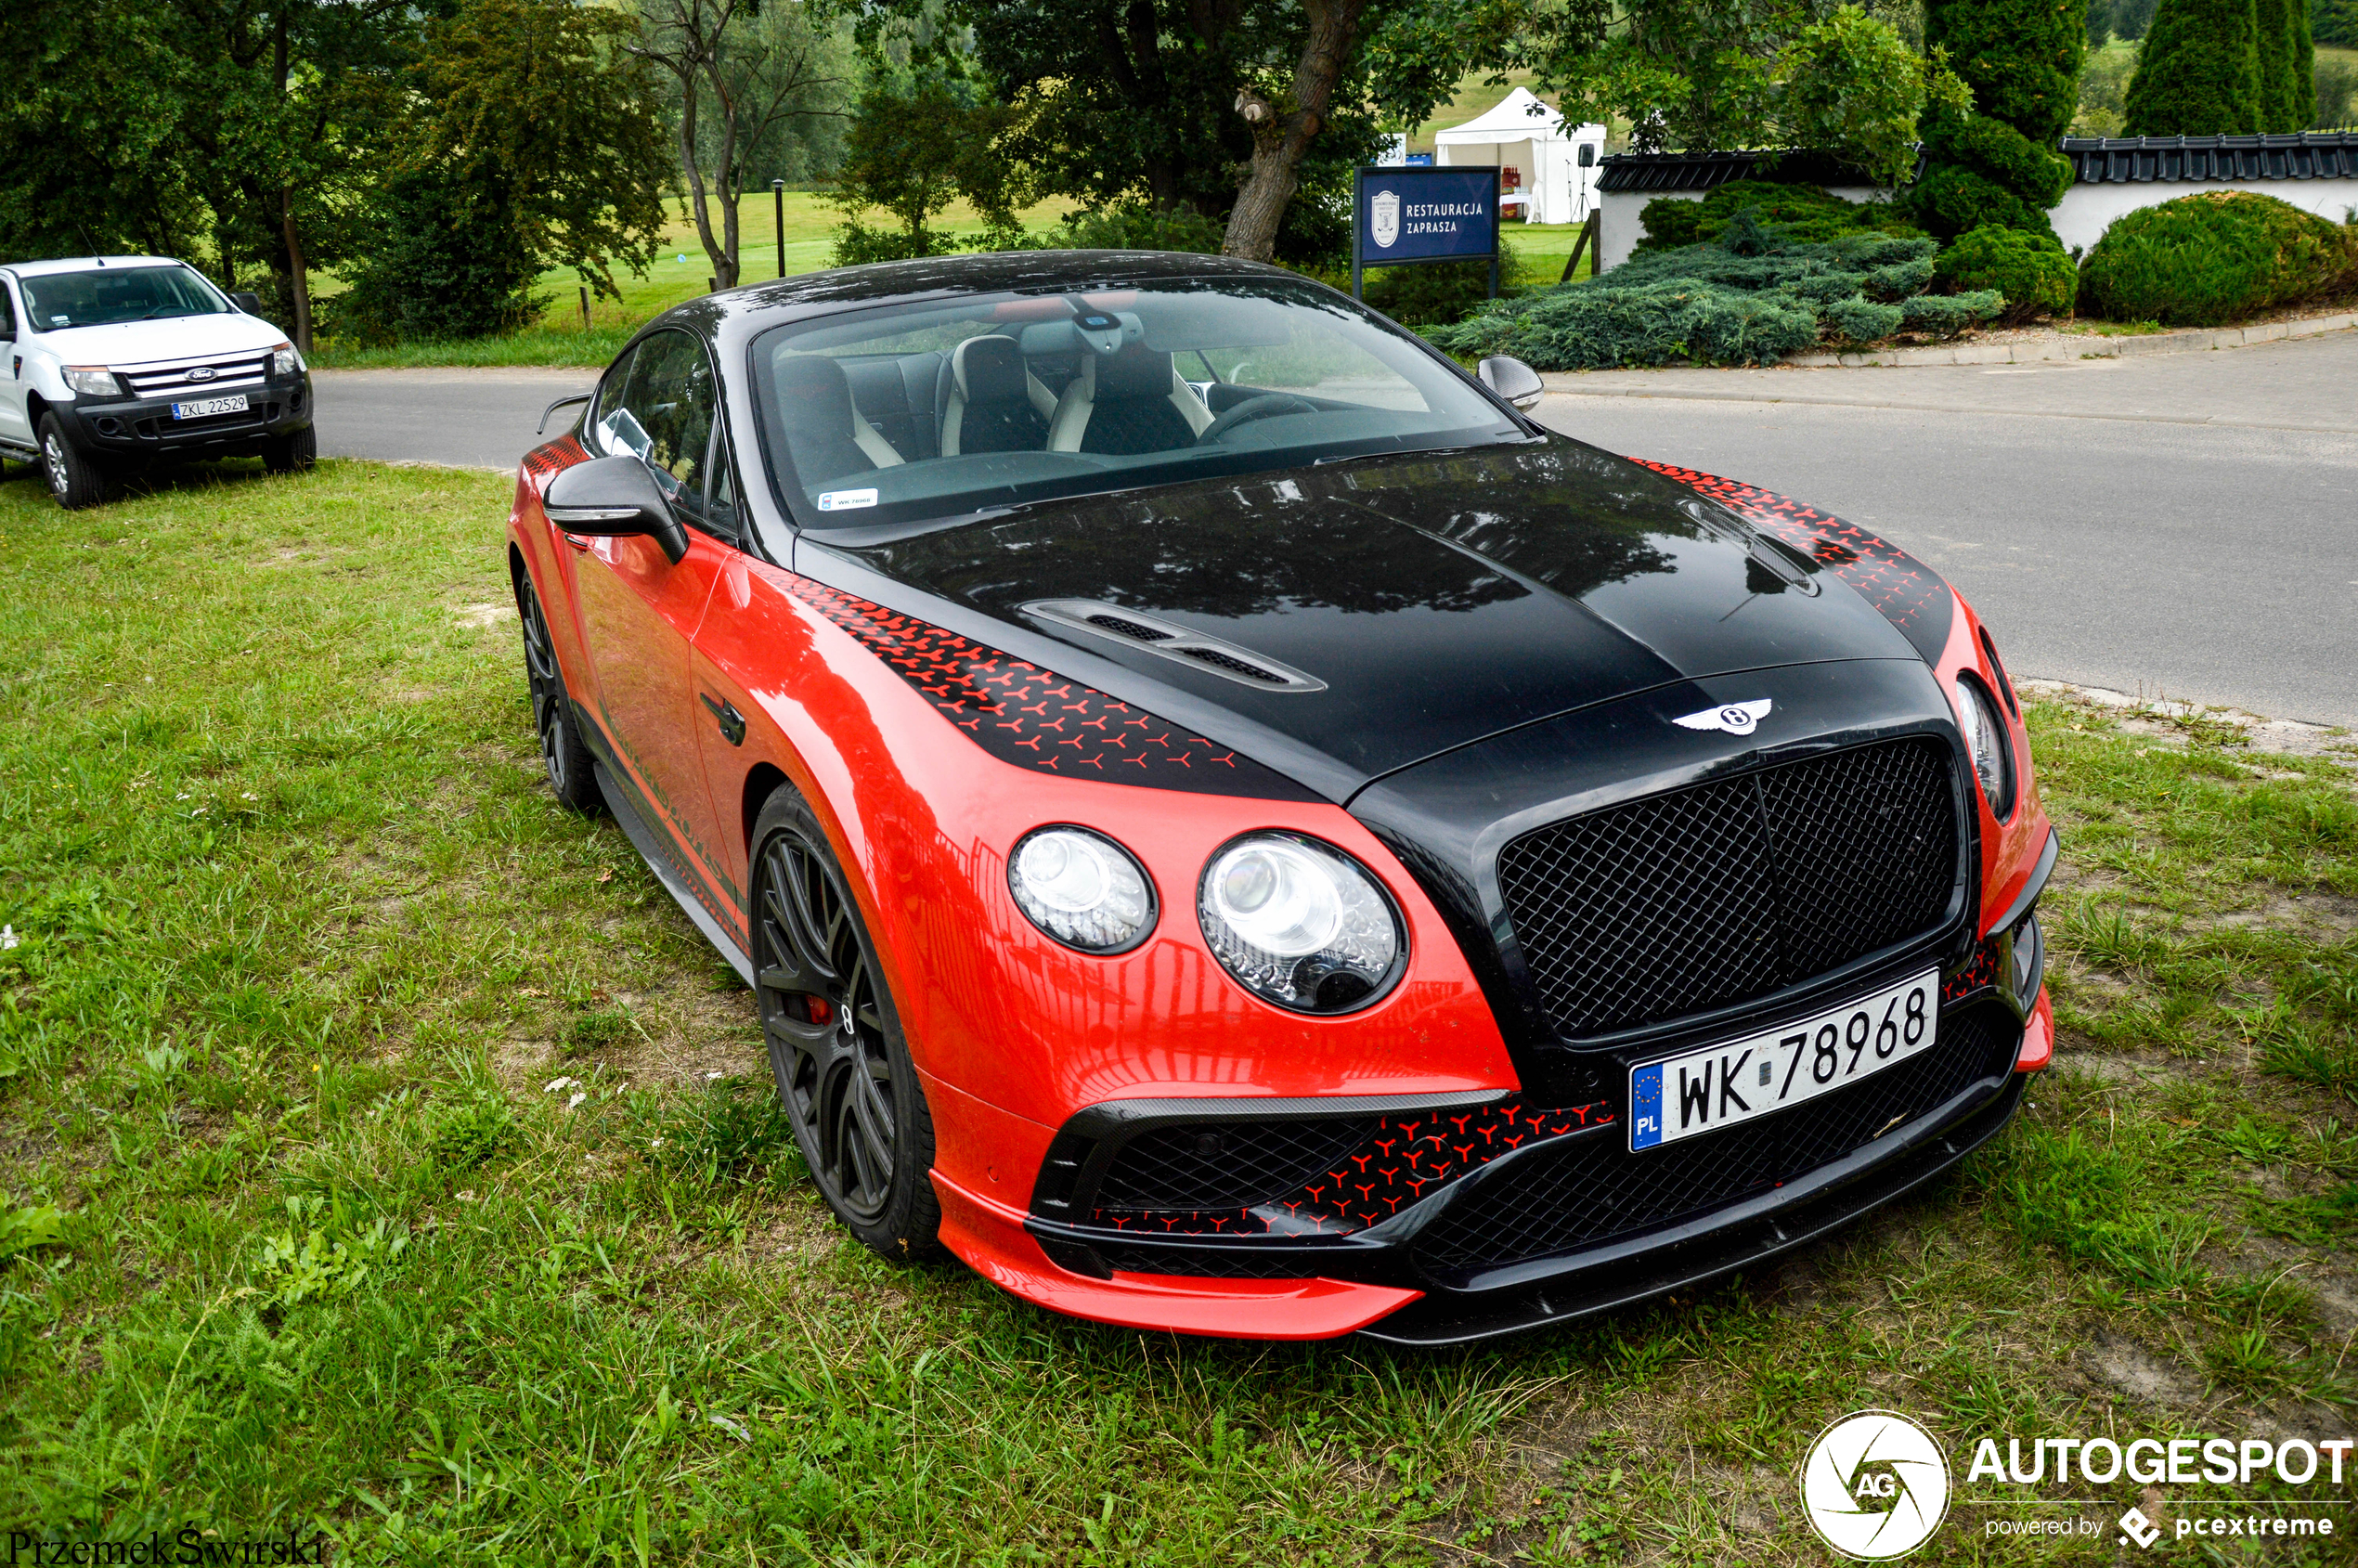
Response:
[231,291,263,315]
[544,454,690,564]
[1478,356,1545,410]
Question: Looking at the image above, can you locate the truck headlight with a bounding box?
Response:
[64,367,123,398]
[272,344,304,378]
[1198,833,1405,1014]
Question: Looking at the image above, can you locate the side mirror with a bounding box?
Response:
[231,291,263,314]
[544,454,690,564]
[1478,356,1546,410]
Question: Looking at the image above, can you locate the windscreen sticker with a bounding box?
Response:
[816,488,877,512]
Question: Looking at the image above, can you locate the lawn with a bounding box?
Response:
[1,460,2353,1564]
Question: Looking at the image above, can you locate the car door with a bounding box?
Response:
[0,278,29,450]
[572,327,741,921]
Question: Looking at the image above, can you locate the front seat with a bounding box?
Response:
[770,355,903,488]
[1053,343,1209,456]
[938,335,1048,456]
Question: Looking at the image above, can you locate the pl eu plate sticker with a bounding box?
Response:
[1629,1064,1665,1149]
[816,488,878,512]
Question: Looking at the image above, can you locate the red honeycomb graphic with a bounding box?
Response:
[1632,460,1953,660]
[1088,1096,1617,1237]
[520,434,589,488]
[1942,935,2002,1004]
[784,580,1320,800]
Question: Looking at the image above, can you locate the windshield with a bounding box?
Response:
[749,277,1522,531]
[20,266,229,330]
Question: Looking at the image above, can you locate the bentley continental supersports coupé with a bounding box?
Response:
[507,252,2055,1346]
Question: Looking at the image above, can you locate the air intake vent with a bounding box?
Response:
[1021,600,1328,693]
[1085,613,1173,642]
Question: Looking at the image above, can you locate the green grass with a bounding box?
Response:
[2,461,2354,1562]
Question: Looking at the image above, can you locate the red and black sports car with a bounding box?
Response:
[507,252,2054,1345]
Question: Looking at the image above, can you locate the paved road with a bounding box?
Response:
[316,366,594,472]
[312,330,2358,725]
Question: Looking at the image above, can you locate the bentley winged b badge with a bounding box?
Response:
[1672,698,1772,736]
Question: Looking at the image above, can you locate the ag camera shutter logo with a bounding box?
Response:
[1799,1410,1951,1560]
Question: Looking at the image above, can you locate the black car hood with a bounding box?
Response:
[804,438,1932,799]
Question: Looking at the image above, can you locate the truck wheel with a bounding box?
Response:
[39,415,112,510]
[263,425,317,474]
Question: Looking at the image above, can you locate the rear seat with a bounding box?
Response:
[839,352,945,461]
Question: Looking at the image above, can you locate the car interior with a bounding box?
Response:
[21,266,226,330]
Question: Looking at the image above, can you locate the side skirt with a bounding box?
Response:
[581,742,757,987]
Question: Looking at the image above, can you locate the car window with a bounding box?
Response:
[0,284,16,341]
[19,265,229,330]
[706,421,743,543]
[749,277,1522,533]
[591,344,637,445]
[597,329,715,512]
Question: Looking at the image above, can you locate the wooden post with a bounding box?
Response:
[772,179,787,279]
[1559,210,1600,284]
[578,286,590,329]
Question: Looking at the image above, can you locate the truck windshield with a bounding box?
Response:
[20,266,229,330]
[748,277,1523,532]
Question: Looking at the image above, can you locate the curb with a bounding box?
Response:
[1780,310,2357,367]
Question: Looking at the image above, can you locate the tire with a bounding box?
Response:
[262,424,317,474]
[515,571,602,814]
[750,784,943,1263]
[39,415,111,510]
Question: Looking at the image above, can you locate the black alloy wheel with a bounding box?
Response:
[749,785,941,1260]
[515,571,602,813]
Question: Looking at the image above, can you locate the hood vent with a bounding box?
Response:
[1022,599,1328,693]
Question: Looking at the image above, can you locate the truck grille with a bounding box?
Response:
[1411,1002,2019,1276]
[116,352,273,398]
[1496,738,1959,1038]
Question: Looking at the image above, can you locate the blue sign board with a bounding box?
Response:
[1352,165,1500,301]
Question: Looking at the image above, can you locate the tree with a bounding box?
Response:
[1907,0,2086,240]
[826,75,1029,261]
[2124,0,2261,131]
[1224,0,1380,260]
[2256,0,2302,127]
[629,0,849,290]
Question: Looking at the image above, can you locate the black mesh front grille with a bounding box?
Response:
[1094,1118,1380,1211]
[1497,738,1958,1037]
[1412,1004,2019,1276]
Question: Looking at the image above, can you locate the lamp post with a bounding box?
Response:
[771,179,786,279]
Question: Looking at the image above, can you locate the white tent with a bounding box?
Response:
[1432,87,1607,225]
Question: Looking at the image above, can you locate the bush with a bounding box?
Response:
[1635,180,1915,256]
[1359,236,1530,328]
[326,168,544,345]
[2315,57,2358,125]
[1931,115,2076,210]
[1039,202,1225,253]
[1936,224,2079,318]
[1919,0,2087,240]
[1905,162,2062,243]
[1426,218,2001,368]
[2079,190,2358,323]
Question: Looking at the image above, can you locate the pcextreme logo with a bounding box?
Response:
[1799,1410,1952,1560]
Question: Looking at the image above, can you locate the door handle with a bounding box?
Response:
[701,693,745,745]
[561,532,591,551]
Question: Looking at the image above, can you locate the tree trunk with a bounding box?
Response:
[677,74,733,290]
[1221,0,1369,260]
[281,190,312,352]
[709,69,741,288]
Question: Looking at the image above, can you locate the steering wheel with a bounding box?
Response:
[1196,393,1318,446]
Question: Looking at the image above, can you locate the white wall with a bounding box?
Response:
[2052,179,2358,253]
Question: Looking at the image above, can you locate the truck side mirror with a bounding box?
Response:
[232,291,264,314]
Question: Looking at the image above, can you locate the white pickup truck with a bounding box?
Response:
[0,254,316,509]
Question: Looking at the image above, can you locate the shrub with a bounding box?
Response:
[1936,224,2079,318]
[1358,236,1530,327]
[2079,189,2358,323]
[327,168,544,345]
[2319,58,2358,126]
[1931,115,2076,211]
[1903,291,2008,331]
[1426,220,2000,368]
[1905,162,2063,243]
[2125,0,2262,132]
[1918,0,2088,240]
[1635,180,1914,256]
[1040,202,1225,254]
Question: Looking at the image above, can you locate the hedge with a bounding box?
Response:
[2079,189,2358,322]
[1915,0,2088,240]
[1426,216,2002,369]
[1635,180,1918,254]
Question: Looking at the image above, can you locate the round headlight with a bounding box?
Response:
[1008,826,1156,953]
[1198,833,1405,1014]
[1955,674,2015,819]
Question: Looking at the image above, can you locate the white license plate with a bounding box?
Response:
[1628,969,1939,1151]
[171,394,250,420]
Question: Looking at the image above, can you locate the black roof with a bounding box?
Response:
[2061,132,2358,184]
[1594,149,1924,194]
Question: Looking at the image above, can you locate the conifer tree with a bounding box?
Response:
[2123,0,2262,133]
